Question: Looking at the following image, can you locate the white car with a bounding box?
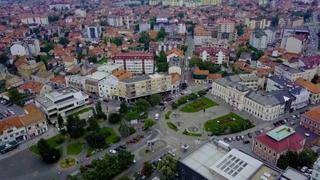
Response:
[109,149,117,154]
[155,113,159,120]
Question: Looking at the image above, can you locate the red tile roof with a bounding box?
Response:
[256,132,304,153]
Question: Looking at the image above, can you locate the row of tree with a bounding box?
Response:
[277,149,318,170]
[81,150,134,180]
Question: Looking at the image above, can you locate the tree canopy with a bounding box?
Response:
[66,115,86,138]
[81,150,134,180]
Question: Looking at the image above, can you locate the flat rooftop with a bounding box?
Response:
[181,142,228,180]
[210,149,263,180]
[266,125,295,141]
[249,165,280,180]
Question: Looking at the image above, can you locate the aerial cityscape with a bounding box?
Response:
[1,0,320,179]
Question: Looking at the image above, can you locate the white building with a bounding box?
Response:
[0,105,48,146]
[85,25,102,40]
[49,3,71,10]
[35,87,89,119]
[20,15,48,25]
[107,16,124,27]
[113,52,154,74]
[75,9,86,17]
[249,29,267,50]
[98,75,119,99]
[10,38,40,56]
[212,75,286,121]
[311,157,320,180]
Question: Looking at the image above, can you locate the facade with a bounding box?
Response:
[85,25,102,40]
[300,107,320,135]
[35,87,89,119]
[17,60,47,80]
[311,157,320,180]
[10,38,40,56]
[212,75,288,121]
[249,29,267,50]
[0,105,48,146]
[195,47,229,64]
[194,26,212,46]
[295,78,320,104]
[107,16,124,27]
[266,75,310,111]
[114,74,172,101]
[20,15,48,25]
[113,52,154,74]
[253,125,305,165]
[98,75,119,99]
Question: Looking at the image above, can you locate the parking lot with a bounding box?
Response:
[0,98,25,120]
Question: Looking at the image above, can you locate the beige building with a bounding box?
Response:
[212,75,285,121]
[114,74,172,101]
[17,61,46,80]
[295,78,320,104]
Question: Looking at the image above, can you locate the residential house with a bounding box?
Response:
[113,52,154,74]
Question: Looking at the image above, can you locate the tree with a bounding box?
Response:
[87,117,100,132]
[95,102,106,119]
[88,56,97,63]
[138,31,151,51]
[57,114,64,130]
[141,162,153,178]
[48,15,59,22]
[8,88,27,106]
[0,54,9,65]
[117,150,134,170]
[66,115,85,138]
[143,118,156,130]
[156,27,167,41]
[37,139,61,164]
[110,37,123,46]
[134,99,151,113]
[311,74,319,84]
[277,150,318,170]
[59,37,70,47]
[271,16,279,27]
[85,132,106,149]
[108,113,122,124]
[119,121,132,138]
[81,151,134,180]
[119,101,128,114]
[149,94,162,106]
[157,155,178,180]
[236,24,244,36]
[155,51,168,72]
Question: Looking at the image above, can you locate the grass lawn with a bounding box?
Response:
[73,107,93,116]
[97,57,108,64]
[30,134,65,154]
[67,142,84,155]
[165,111,172,120]
[100,127,121,144]
[180,97,218,113]
[204,112,254,135]
[167,122,178,131]
[183,130,202,137]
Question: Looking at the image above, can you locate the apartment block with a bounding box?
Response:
[114,74,172,101]
[113,52,154,74]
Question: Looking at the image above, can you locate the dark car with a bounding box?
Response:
[243,140,250,144]
[247,133,252,138]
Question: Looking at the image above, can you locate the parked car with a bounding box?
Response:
[243,140,250,144]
